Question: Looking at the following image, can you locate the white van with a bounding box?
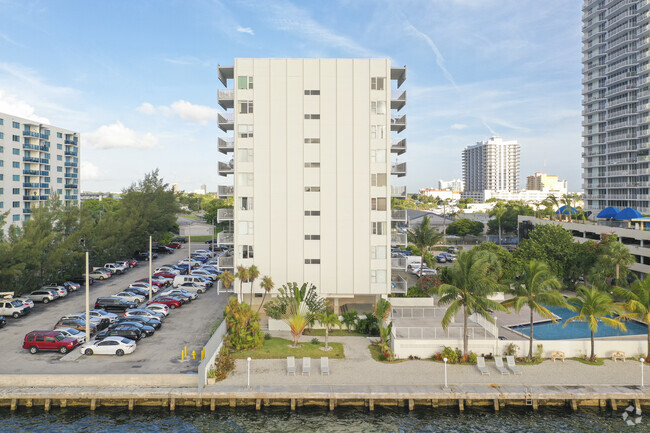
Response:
[173,275,212,288]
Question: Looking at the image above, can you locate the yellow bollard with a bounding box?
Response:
[201,348,205,360]
[181,350,185,361]
[192,350,196,360]
[184,346,187,358]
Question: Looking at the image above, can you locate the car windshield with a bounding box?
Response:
[119,338,131,344]
[55,334,66,341]
[11,300,22,307]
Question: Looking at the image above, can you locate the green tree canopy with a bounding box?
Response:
[446,218,484,237]
[487,201,534,236]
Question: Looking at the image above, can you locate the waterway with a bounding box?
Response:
[0,406,638,432]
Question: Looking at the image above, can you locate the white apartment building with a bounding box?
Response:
[526,172,568,193]
[0,113,79,230]
[582,0,650,213]
[438,178,464,191]
[461,136,520,202]
[216,59,408,308]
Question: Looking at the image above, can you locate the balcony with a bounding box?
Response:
[22,130,40,138]
[64,162,77,167]
[218,255,234,270]
[217,207,234,223]
[217,231,234,245]
[391,162,407,177]
[391,89,406,111]
[218,89,234,109]
[218,160,234,177]
[390,114,406,133]
[391,275,407,295]
[64,172,78,178]
[22,208,32,214]
[64,139,78,145]
[392,209,407,222]
[23,169,39,175]
[391,138,406,155]
[23,182,40,188]
[391,66,407,88]
[391,256,407,270]
[218,112,234,132]
[64,184,78,189]
[391,232,407,246]
[218,64,234,87]
[218,136,234,154]
[64,195,78,200]
[391,185,407,199]
[23,195,39,201]
[23,156,39,163]
[218,185,234,198]
[64,150,78,156]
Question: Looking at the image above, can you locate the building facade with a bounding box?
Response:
[438,178,464,191]
[461,136,520,202]
[526,172,568,193]
[216,59,408,307]
[582,0,650,213]
[0,113,79,230]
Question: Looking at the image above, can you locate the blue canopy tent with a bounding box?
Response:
[556,205,579,216]
[596,206,620,219]
[614,207,643,220]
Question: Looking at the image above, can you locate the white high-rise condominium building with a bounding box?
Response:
[0,113,80,230]
[461,136,520,202]
[438,179,464,191]
[582,0,650,213]
[216,58,408,308]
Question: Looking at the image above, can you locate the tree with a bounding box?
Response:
[591,234,635,285]
[446,219,484,237]
[407,216,444,278]
[441,198,451,235]
[248,264,260,303]
[317,311,342,350]
[473,242,520,281]
[224,297,263,351]
[341,310,359,332]
[256,275,274,313]
[564,286,626,361]
[235,265,249,302]
[437,249,508,355]
[218,270,235,294]
[502,260,566,359]
[544,194,561,221]
[373,299,393,359]
[615,278,650,355]
[489,202,507,245]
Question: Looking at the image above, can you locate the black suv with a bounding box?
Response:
[95,325,143,341]
[94,297,138,312]
[152,245,173,255]
[134,251,159,261]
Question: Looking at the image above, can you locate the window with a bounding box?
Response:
[57,143,62,150]
[238,221,254,235]
[240,245,254,259]
[12,121,19,129]
[372,222,386,235]
[12,135,19,142]
[0,175,3,180]
[304,114,320,119]
[0,188,3,194]
[57,155,62,161]
[371,101,386,114]
[0,118,3,125]
[371,149,386,163]
[12,201,19,208]
[0,161,3,167]
[12,148,19,155]
[0,202,3,208]
[44,176,50,182]
[57,189,62,194]
[57,178,62,183]
[305,259,321,264]
[0,146,3,152]
[371,197,387,211]
[304,235,321,240]
[304,90,320,95]
[12,188,19,194]
[240,197,253,210]
[237,173,254,187]
[12,175,19,181]
[371,173,387,187]
[304,138,320,143]
[238,149,253,163]
[371,77,386,90]
[239,100,253,114]
[57,166,62,172]
[0,132,3,139]
[304,162,320,168]
[371,246,387,260]
[57,132,62,138]
[12,214,19,221]
[304,210,320,216]
[304,186,320,192]
[237,76,253,89]
[370,125,385,139]
[238,124,253,138]
[12,162,19,168]
[371,270,387,284]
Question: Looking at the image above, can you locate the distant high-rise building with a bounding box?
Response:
[526,172,568,193]
[0,112,80,231]
[172,183,179,193]
[438,178,464,191]
[461,136,520,202]
[200,184,207,195]
[582,0,650,213]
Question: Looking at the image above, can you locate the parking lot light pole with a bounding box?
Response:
[80,238,90,344]
[149,235,153,301]
[188,227,192,274]
[247,357,252,389]
[443,357,448,390]
[641,358,645,387]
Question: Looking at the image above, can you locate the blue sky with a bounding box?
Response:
[0,0,583,193]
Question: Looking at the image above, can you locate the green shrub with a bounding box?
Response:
[377,353,387,361]
[441,346,460,364]
[534,344,543,362]
[356,314,380,336]
[212,346,235,381]
[504,343,518,357]
[264,332,272,340]
[311,338,320,345]
[224,298,264,351]
[467,352,478,364]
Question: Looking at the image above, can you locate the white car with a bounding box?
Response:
[409,267,437,276]
[104,263,127,274]
[146,303,170,316]
[193,249,214,258]
[61,313,104,326]
[10,297,34,309]
[176,282,207,294]
[124,308,166,321]
[56,327,86,344]
[112,292,145,303]
[178,258,202,266]
[81,336,136,356]
[52,286,68,298]
[89,309,119,324]
[89,269,111,280]
[155,267,180,274]
[128,282,159,293]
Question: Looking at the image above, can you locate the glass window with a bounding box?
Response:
[0,202,3,208]
[237,173,254,187]
[304,235,321,240]
[371,77,386,90]
[238,124,253,138]
[371,101,386,114]
[0,118,3,125]
[304,138,320,143]
[237,76,253,89]
[57,155,62,161]
[238,221,254,235]
[0,132,4,139]
[12,135,19,142]
[12,162,19,168]
[0,161,3,167]
[12,188,19,194]
[12,121,19,128]
[304,186,320,192]
[0,146,3,152]
[371,173,387,187]
[372,222,386,235]
[12,214,19,221]
[12,175,19,181]
[57,143,62,150]
[371,270,387,284]
[57,166,62,172]
[304,114,320,119]
[12,148,19,155]
[371,197,387,211]
[0,188,3,194]
[239,197,253,210]
[240,245,254,259]
[238,149,253,163]
[371,246,387,260]
[57,178,62,183]
[239,100,253,114]
[57,132,62,138]
[371,149,386,163]
[370,125,385,139]
[12,201,19,208]
[305,259,321,264]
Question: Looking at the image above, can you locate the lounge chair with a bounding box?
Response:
[321,357,330,375]
[287,356,296,375]
[302,357,311,375]
[505,356,522,375]
[476,356,490,375]
[494,357,510,375]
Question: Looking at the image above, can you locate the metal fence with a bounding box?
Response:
[393,325,493,340]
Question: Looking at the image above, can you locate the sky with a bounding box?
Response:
[0,0,583,194]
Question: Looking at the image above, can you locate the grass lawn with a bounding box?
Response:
[571,356,604,366]
[189,235,214,242]
[368,344,407,363]
[183,214,199,220]
[232,337,345,360]
[303,329,367,337]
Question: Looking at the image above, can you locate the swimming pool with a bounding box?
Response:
[509,305,648,340]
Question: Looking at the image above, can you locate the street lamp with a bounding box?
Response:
[641,358,645,388]
[188,226,192,274]
[247,357,252,389]
[79,238,90,344]
[148,235,153,301]
[443,357,448,390]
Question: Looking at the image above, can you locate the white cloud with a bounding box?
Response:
[403,20,457,88]
[0,90,50,124]
[450,123,468,130]
[80,160,100,180]
[170,100,218,125]
[84,121,158,150]
[236,26,254,35]
[137,102,156,115]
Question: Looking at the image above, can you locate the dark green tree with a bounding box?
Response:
[446,219,484,237]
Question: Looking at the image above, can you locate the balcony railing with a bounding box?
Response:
[217,208,234,223]
[391,256,407,270]
[390,114,406,133]
[391,275,407,295]
[23,156,39,163]
[64,195,78,200]
[391,232,407,246]
[64,139,77,145]
[23,195,39,201]
[217,231,234,245]
[391,89,406,111]
[218,160,234,177]
[218,255,234,270]
[392,209,407,222]
[23,208,32,214]
[218,185,234,198]
[64,150,78,156]
[218,89,234,109]
[64,162,77,167]
[391,66,407,88]
[391,185,407,199]
[218,65,234,87]
[391,162,407,177]
[64,184,78,189]
[22,131,40,138]
[218,112,234,132]
[391,138,406,155]
[218,136,234,154]
[64,173,78,178]
[23,169,39,175]
[23,182,40,188]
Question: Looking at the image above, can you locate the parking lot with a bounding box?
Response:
[0,244,230,374]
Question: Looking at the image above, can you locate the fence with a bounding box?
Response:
[391,307,447,320]
[468,313,498,338]
[393,325,493,340]
[197,320,228,392]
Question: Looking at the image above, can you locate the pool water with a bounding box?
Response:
[509,305,648,340]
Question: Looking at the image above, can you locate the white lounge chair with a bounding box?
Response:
[477,356,490,375]
[506,356,522,375]
[287,356,296,375]
[321,357,330,375]
[495,357,510,375]
[302,357,311,376]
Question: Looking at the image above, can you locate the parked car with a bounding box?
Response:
[159,288,197,301]
[114,319,156,336]
[154,272,179,281]
[112,292,146,303]
[173,275,211,288]
[176,282,207,294]
[391,249,412,256]
[60,313,108,329]
[172,236,188,243]
[95,267,115,276]
[177,258,202,267]
[88,269,111,280]
[120,259,138,268]
[11,297,34,310]
[42,285,68,298]
[54,318,98,334]
[152,245,174,255]
[154,267,180,275]
[27,289,58,303]
[134,251,158,261]
[165,242,182,249]
[123,287,150,298]
[151,275,173,286]
[23,330,79,354]
[94,297,138,313]
[128,282,159,294]
[117,315,161,330]
[94,325,143,342]
[0,316,6,328]
[44,282,78,293]
[0,299,30,318]
[147,296,183,309]
[81,336,136,356]
[89,309,119,324]
[104,263,127,274]
[191,269,218,281]
[447,246,460,254]
[70,275,95,286]
[124,308,165,321]
[55,327,87,344]
[135,278,164,288]
[193,249,214,258]
[145,303,170,316]
[439,252,456,262]
[434,254,447,263]
[409,266,438,276]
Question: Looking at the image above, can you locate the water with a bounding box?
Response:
[0,406,638,432]
[509,305,648,340]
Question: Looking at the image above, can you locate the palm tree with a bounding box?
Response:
[437,249,508,355]
[502,260,567,359]
[592,235,635,285]
[318,311,342,350]
[564,286,626,361]
[235,265,249,302]
[256,275,274,313]
[248,264,260,304]
[373,299,393,359]
[561,194,574,222]
[489,202,507,245]
[545,194,560,221]
[615,278,650,355]
[341,310,359,332]
[407,215,444,278]
[441,198,451,235]
[218,270,235,295]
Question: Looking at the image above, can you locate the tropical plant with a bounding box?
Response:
[317,311,342,350]
[373,298,394,359]
[248,264,260,304]
[615,278,650,355]
[489,201,507,245]
[407,215,444,278]
[437,249,508,355]
[591,234,635,285]
[224,297,264,351]
[218,270,235,294]
[564,285,626,361]
[502,260,566,359]
[256,275,274,313]
[544,194,560,221]
[235,265,250,302]
[268,282,327,347]
[341,310,359,332]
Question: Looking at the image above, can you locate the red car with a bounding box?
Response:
[23,330,80,354]
[154,272,177,279]
[147,297,182,309]
[165,242,182,249]
[136,278,163,288]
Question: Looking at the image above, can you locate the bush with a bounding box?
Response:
[534,344,543,362]
[504,343,518,357]
[264,332,272,340]
[224,298,264,351]
[467,352,478,364]
[377,353,387,361]
[356,314,380,336]
[441,346,460,364]
[212,346,235,381]
[311,338,320,345]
